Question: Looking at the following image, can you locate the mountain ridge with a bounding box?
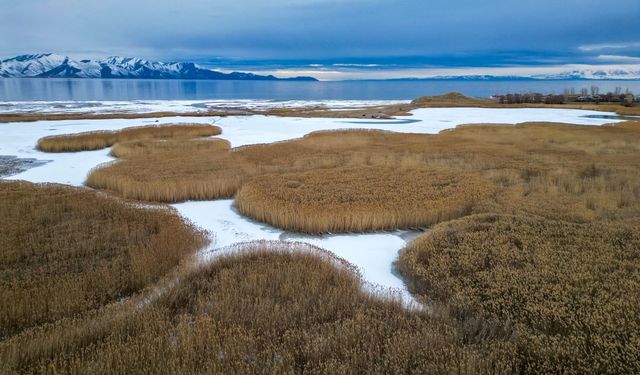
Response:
[2,54,639,81]
[372,69,640,81]
[0,53,318,81]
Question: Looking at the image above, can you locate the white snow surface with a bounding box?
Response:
[0,99,407,115]
[172,199,416,297]
[0,106,624,303]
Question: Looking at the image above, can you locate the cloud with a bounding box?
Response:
[244,64,640,81]
[332,64,382,68]
[596,55,640,63]
[0,0,639,66]
[579,42,640,52]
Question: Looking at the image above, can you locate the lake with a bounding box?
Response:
[1,78,639,102]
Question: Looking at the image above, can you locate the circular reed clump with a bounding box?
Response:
[235,167,494,233]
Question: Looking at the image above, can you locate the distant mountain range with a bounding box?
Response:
[0,54,317,81]
[378,69,640,81]
[2,54,639,81]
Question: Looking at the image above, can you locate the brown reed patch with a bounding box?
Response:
[36,123,221,152]
[236,167,493,233]
[0,180,206,340]
[86,121,640,232]
[1,242,502,374]
[110,137,231,158]
[410,93,640,116]
[87,142,245,201]
[0,111,240,124]
[397,214,640,374]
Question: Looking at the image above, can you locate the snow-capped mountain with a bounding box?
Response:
[530,68,640,80]
[382,68,640,81]
[0,54,317,81]
[386,69,640,81]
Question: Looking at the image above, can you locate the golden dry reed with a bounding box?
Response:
[87,121,640,233]
[0,181,206,340]
[36,123,221,152]
[110,137,231,158]
[235,167,492,233]
[397,214,640,374]
[1,242,502,374]
[410,92,640,116]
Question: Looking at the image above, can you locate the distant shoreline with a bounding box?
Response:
[3,78,640,102]
[3,77,640,82]
[1,93,638,123]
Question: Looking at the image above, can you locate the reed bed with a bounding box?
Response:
[110,137,231,158]
[1,242,502,374]
[86,121,640,232]
[397,214,640,374]
[236,167,493,233]
[0,111,241,124]
[2,116,637,372]
[0,181,206,340]
[410,93,640,116]
[87,150,247,201]
[36,123,221,152]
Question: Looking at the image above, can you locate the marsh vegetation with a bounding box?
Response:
[1,242,504,374]
[397,214,640,374]
[0,181,206,340]
[86,121,640,233]
[36,123,221,152]
[4,109,639,373]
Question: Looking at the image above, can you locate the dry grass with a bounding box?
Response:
[397,214,640,374]
[87,121,640,233]
[414,101,640,115]
[411,92,493,106]
[0,180,206,340]
[236,167,492,233]
[3,116,639,372]
[1,242,504,374]
[0,111,241,124]
[88,142,245,201]
[36,123,221,152]
[458,122,640,223]
[86,129,498,231]
[110,137,231,158]
[410,93,640,116]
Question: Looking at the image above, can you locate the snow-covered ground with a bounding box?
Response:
[0,105,623,304]
[0,99,407,115]
[172,199,417,298]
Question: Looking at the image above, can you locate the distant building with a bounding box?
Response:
[623,94,635,106]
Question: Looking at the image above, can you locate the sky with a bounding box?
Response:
[1,0,640,79]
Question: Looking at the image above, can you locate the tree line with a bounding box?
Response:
[492,86,637,106]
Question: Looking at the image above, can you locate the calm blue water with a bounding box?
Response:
[1,78,639,101]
